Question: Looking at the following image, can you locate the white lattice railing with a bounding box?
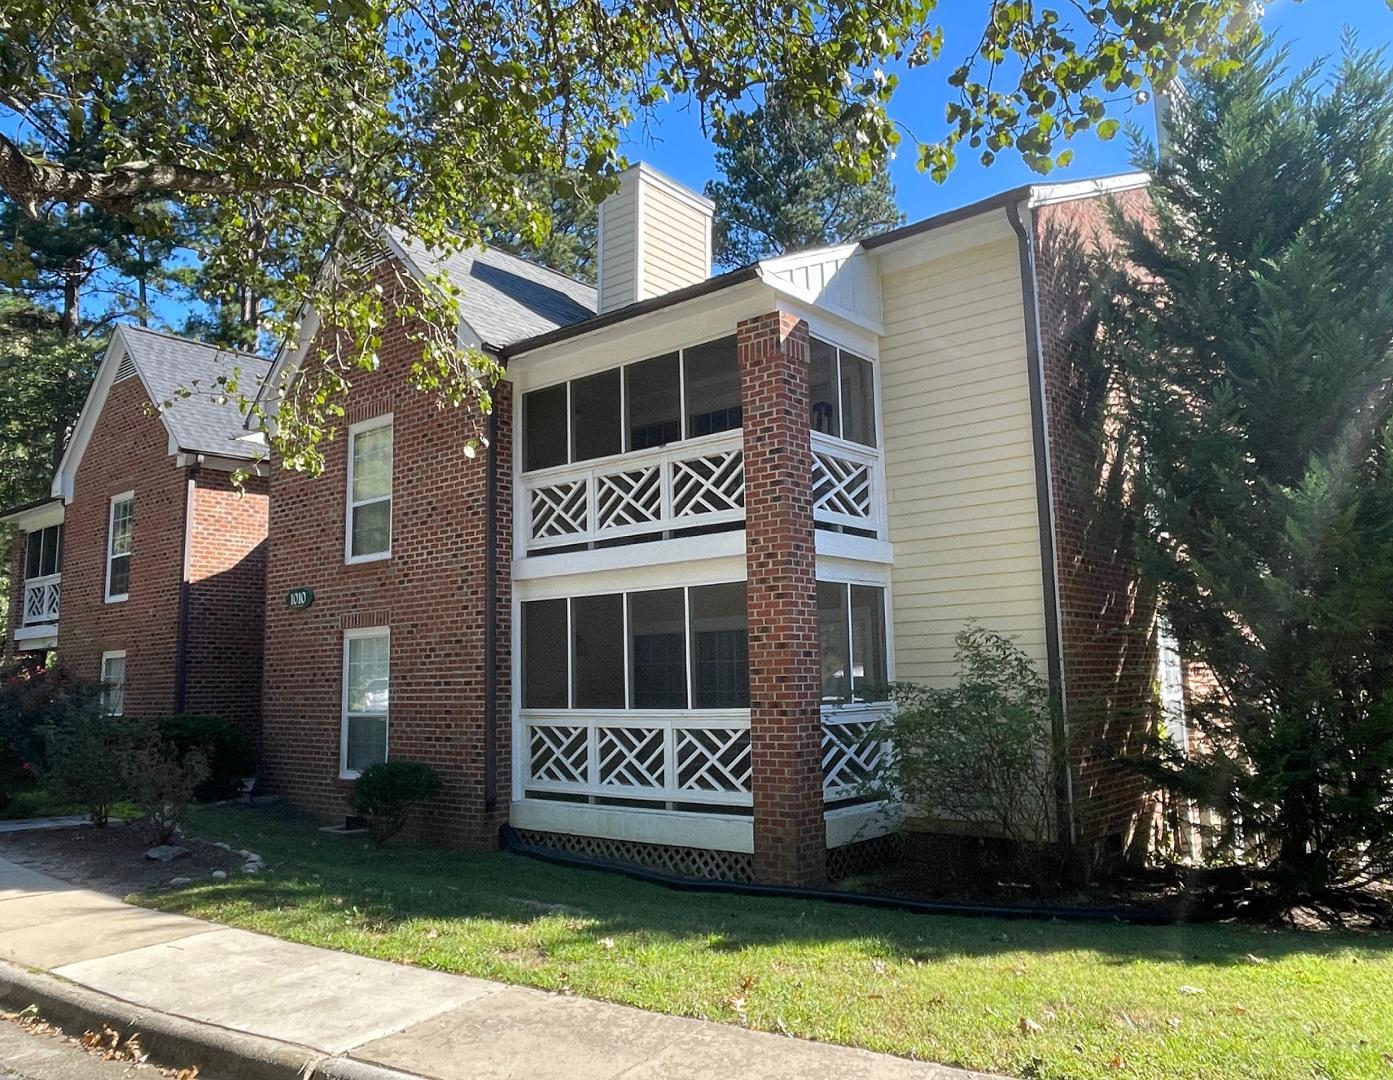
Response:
[522,431,745,550]
[522,710,753,808]
[21,573,60,626]
[822,704,891,801]
[811,434,881,533]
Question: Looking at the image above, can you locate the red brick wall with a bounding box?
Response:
[739,310,826,885]
[261,266,511,848]
[184,472,268,730]
[4,533,24,664]
[1033,189,1160,857]
[59,375,186,715]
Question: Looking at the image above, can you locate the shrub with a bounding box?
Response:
[42,710,127,827]
[351,761,443,845]
[0,662,103,772]
[116,720,210,844]
[875,626,1071,888]
[0,744,35,813]
[158,715,255,801]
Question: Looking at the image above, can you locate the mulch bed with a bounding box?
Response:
[0,821,248,898]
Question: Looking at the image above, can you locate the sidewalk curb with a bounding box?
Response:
[0,959,424,1080]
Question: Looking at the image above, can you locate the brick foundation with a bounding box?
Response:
[738,310,826,886]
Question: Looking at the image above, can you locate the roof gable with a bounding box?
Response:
[53,326,269,501]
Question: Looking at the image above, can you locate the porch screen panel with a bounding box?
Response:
[523,384,568,471]
[628,589,687,708]
[689,581,748,708]
[817,581,850,703]
[571,369,622,462]
[625,353,680,451]
[839,351,877,447]
[684,336,741,438]
[809,338,839,438]
[850,585,889,700]
[572,593,624,707]
[522,599,568,708]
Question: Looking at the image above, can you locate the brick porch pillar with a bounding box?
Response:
[738,310,826,886]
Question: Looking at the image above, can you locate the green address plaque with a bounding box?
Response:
[286,587,315,610]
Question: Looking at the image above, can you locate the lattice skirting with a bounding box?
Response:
[512,829,755,883]
[826,830,907,881]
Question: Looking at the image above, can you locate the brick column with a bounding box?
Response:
[738,310,825,886]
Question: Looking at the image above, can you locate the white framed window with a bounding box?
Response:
[341,627,389,778]
[100,650,126,717]
[105,492,134,602]
[346,415,393,563]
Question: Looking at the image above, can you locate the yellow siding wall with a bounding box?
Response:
[598,184,638,313]
[879,236,1049,684]
[639,182,710,298]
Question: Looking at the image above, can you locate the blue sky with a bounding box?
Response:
[622,0,1393,223]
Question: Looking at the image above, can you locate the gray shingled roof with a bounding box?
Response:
[122,326,270,459]
[391,233,597,347]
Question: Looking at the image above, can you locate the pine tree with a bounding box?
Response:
[1106,42,1393,902]
[704,92,904,268]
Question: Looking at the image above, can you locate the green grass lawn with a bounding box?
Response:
[139,805,1393,1080]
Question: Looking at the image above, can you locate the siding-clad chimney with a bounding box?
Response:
[597,163,714,314]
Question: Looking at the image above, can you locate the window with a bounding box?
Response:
[342,628,389,776]
[100,651,126,717]
[347,417,392,562]
[25,524,62,580]
[520,582,749,710]
[817,582,889,703]
[808,337,877,447]
[105,493,133,602]
[520,335,742,474]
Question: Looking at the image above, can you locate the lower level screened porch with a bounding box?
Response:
[510,578,899,879]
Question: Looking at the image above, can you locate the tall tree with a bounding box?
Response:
[705,93,904,268]
[479,175,599,284]
[0,0,1257,472]
[1103,42,1393,903]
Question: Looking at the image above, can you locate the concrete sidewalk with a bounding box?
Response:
[0,855,995,1080]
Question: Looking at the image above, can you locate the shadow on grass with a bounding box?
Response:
[151,802,1392,972]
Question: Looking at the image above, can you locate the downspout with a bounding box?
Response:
[483,404,499,814]
[1006,200,1076,848]
[174,457,202,713]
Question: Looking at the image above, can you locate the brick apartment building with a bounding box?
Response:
[3,165,1179,884]
[3,325,270,732]
[247,163,1173,884]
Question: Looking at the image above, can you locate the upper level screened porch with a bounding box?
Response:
[515,332,887,557]
[4,502,65,653]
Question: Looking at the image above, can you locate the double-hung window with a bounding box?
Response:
[100,650,126,716]
[342,628,389,777]
[105,493,134,602]
[347,416,393,562]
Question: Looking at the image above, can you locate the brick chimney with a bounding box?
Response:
[596,163,714,314]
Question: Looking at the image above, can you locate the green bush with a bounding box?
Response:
[877,626,1071,888]
[116,720,210,844]
[42,709,127,827]
[158,715,255,801]
[351,760,443,845]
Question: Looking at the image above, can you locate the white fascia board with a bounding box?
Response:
[0,499,64,530]
[757,260,885,337]
[1028,172,1151,207]
[52,327,142,502]
[869,209,1016,276]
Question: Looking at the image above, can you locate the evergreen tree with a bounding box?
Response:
[1105,42,1393,902]
[478,175,598,284]
[705,93,904,268]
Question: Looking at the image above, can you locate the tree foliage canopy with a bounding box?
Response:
[0,0,1255,471]
[705,92,904,268]
[1102,41,1393,899]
